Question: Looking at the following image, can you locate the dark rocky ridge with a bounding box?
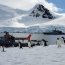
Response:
[30,4,53,19]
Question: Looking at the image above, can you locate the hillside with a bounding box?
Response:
[0,4,65,33]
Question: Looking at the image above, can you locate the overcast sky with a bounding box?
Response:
[0,0,40,10]
[0,0,64,13]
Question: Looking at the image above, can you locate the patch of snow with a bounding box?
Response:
[0,45,65,65]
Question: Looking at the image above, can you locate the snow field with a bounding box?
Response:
[0,45,65,65]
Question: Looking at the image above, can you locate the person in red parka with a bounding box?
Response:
[27,34,31,48]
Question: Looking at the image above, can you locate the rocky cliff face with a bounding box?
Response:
[30,4,53,19]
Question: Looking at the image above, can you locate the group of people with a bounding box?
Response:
[56,37,65,48]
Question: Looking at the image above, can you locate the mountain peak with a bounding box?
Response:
[30,4,53,19]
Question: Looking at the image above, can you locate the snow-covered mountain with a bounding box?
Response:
[0,4,26,20]
[43,15,65,26]
[0,26,43,33]
[0,4,65,33]
[18,4,60,26]
[0,27,26,32]
[36,15,65,33]
[0,4,61,27]
[25,26,43,33]
[29,4,54,19]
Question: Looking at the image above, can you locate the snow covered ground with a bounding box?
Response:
[0,45,65,65]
